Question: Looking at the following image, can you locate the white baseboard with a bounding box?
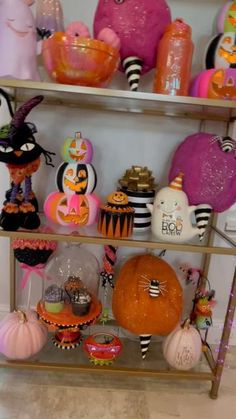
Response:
[0,306,235,346]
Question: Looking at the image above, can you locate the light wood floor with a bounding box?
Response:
[0,346,235,419]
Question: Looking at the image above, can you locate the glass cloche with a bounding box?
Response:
[42,243,100,315]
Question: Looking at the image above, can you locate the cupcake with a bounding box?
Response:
[70,288,92,316]
[44,284,64,314]
[64,275,84,299]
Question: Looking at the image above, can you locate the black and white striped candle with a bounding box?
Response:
[120,189,155,231]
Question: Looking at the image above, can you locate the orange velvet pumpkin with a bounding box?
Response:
[112,254,183,336]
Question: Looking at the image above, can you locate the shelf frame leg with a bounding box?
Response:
[9,238,16,311]
[210,268,236,399]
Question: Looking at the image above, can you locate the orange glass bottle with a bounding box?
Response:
[153,19,194,96]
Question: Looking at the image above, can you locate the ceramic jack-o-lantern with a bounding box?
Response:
[97,191,134,238]
[147,173,212,243]
[217,1,236,33]
[61,132,93,164]
[44,129,100,228]
[190,68,236,100]
[56,162,97,195]
[205,33,236,69]
[44,192,100,227]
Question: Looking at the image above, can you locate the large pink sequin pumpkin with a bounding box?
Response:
[0,310,48,360]
[169,132,236,212]
[93,0,171,74]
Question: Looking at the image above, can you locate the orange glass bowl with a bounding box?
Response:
[42,32,120,87]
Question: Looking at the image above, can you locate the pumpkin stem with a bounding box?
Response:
[15,310,27,324]
[181,318,191,330]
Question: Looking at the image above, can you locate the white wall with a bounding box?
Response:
[0,0,235,343]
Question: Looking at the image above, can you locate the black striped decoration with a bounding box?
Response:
[122,56,143,91]
[149,280,160,298]
[219,136,236,153]
[140,335,152,359]
[121,188,155,231]
[195,204,212,241]
[52,337,81,350]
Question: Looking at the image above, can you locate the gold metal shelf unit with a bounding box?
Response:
[0,78,235,400]
[1,78,236,121]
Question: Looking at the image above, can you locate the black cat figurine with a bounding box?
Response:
[0,89,55,231]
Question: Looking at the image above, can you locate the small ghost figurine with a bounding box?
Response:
[0,0,40,81]
[147,173,212,243]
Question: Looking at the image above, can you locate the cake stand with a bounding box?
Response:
[37,297,102,349]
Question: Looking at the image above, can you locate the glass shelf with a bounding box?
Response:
[0,337,213,381]
[0,216,235,256]
[0,78,235,122]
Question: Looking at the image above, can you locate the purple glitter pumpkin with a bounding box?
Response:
[93,0,171,90]
[169,132,236,213]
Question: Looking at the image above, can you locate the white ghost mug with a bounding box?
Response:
[147,173,212,243]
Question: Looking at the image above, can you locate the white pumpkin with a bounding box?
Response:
[163,319,202,371]
[0,310,48,360]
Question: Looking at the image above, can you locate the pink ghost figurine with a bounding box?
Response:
[0,0,40,81]
[93,0,171,91]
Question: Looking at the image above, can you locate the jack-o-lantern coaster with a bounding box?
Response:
[97,191,135,238]
[112,254,183,358]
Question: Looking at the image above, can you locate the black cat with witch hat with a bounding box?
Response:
[0,89,55,231]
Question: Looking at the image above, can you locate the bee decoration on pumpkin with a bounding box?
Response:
[0,88,55,231]
[139,275,167,298]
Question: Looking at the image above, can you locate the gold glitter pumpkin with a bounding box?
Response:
[112,254,183,335]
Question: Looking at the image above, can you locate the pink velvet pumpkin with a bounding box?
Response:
[0,310,48,360]
[169,132,236,212]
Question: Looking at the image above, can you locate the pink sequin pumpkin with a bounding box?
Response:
[169,132,236,213]
[93,0,171,74]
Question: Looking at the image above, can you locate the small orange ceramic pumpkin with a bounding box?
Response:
[107,191,129,206]
[112,254,183,336]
